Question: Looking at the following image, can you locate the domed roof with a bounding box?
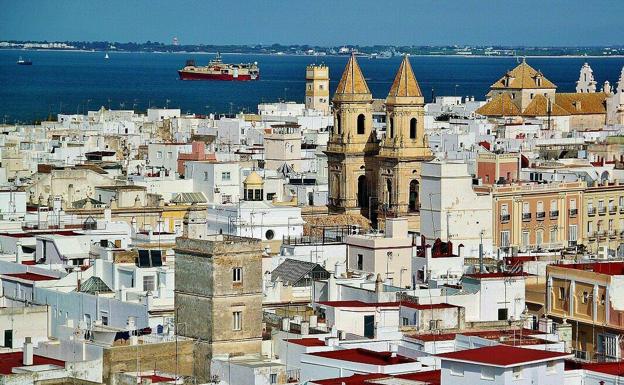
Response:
[244,171,264,186]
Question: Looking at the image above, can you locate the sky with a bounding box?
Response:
[1,0,624,47]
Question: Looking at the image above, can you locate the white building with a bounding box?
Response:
[420,160,493,259]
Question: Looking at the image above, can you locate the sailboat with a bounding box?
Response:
[17,56,32,65]
[104,52,110,60]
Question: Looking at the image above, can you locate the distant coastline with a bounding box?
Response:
[3,48,624,60]
[2,40,624,58]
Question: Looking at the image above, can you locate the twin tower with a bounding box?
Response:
[325,54,433,227]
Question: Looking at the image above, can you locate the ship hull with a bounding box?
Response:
[178,70,258,81]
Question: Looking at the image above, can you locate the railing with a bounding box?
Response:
[550,210,559,219]
[536,211,546,220]
[608,230,617,238]
[620,206,624,214]
[609,206,617,214]
[588,207,596,216]
[286,369,301,383]
[569,208,578,217]
[598,207,607,215]
[522,213,532,221]
[500,214,510,223]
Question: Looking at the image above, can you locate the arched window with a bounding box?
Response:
[357,175,368,208]
[357,114,365,135]
[409,180,419,212]
[410,118,417,139]
[336,113,342,134]
[389,117,394,138]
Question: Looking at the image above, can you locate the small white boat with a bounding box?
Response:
[104,52,109,60]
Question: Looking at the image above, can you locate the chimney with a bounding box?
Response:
[15,241,22,264]
[23,337,33,365]
[300,321,310,336]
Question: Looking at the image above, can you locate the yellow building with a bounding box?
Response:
[305,64,330,114]
[326,54,432,229]
[476,59,608,131]
[376,56,433,227]
[582,182,624,255]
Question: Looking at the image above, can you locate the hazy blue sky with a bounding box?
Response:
[1,0,623,46]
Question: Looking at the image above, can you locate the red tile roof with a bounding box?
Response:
[139,375,175,383]
[437,345,571,367]
[556,262,624,276]
[308,348,415,365]
[395,369,441,385]
[0,352,65,375]
[401,302,457,310]
[565,359,624,376]
[3,272,59,281]
[317,301,400,308]
[286,338,326,347]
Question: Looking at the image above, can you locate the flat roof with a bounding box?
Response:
[555,262,624,276]
[312,373,388,385]
[308,348,415,365]
[464,272,530,280]
[286,338,326,347]
[409,328,544,343]
[401,302,458,310]
[317,301,400,308]
[565,359,624,376]
[0,352,65,375]
[3,272,60,281]
[437,345,572,367]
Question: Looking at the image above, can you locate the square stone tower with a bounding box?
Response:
[174,234,263,382]
[305,64,330,114]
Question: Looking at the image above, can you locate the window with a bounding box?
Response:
[357,254,363,270]
[559,287,566,300]
[222,172,231,181]
[203,171,209,181]
[537,201,544,213]
[512,366,523,379]
[270,373,277,384]
[609,219,614,231]
[232,311,242,331]
[450,364,464,377]
[267,193,276,201]
[481,367,495,380]
[410,118,417,139]
[570,199,577,210]
[389,117,394,138]
[582,291,589,304]
[521,231,529,247]
[587,222,593,235]
[620,196,624,208]
[232,267,242,283]
[498,308,508,320]
[101,312,109,326]
[550,200,558,211]
[336,114,342,134]
[550,228,557,243]
[500,231,510,247]
[254,189,262,201]
[167,151,173,159]
[536,230,543,246]
[522,202,529,214]
[143,275,155,291]
[357,114,365,135]
[402,317,409,326]
[547,361,557,374]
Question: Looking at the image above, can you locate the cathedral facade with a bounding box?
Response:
[325,54,433,228]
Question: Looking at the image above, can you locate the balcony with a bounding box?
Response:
[536,211,546,220]
[596,230,606,240]
[500,214,510,223]
[609,206,617,215]
[598,207,607,215]
[550,210,559,219]
[522,213,532,222]
[620,206,624,214]
[588,232,596,240]
[569,208,578,218]
[587,207,596,216]
[609,230,617,239]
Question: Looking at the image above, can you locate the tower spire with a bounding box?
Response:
[387,55,422,100]
[334,53,371,100]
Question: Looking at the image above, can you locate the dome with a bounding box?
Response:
[244,171,264,186]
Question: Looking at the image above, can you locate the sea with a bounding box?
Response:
[1,49,624,123]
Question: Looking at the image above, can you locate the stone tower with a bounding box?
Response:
[376,56,433,225]
[174,235,263,382]
[325,53,378,215]
[576,62,597,93]
[305,64,330,114]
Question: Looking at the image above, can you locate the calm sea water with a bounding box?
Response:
[1,49,623,123]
